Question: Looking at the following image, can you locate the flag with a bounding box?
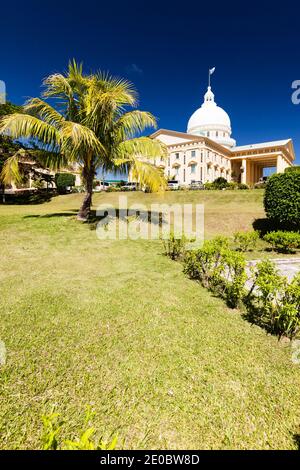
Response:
[209,67,215,75]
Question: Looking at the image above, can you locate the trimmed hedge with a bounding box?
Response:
[285,166,300,173]
[264,172,300,228]
[55,173,76,194]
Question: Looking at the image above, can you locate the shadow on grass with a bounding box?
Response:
[253,217,299,235]
[252,218,282,236]
[1,191,56,205]
[24,210,78,219]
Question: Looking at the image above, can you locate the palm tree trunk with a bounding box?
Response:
[77,166,94,221]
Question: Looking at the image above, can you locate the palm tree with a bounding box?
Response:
[0,61,167,220]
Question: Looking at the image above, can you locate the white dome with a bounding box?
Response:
[187,87,236,148]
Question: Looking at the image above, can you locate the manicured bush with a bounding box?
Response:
[246,260,300,339]
[238,183,249,190]
[55,173,76,194]
[285,166,300,173]
[234,230,259,252]
[183,237,246,308]
[213,177,229,189]
[264,172,300,228]
[263,231,300,253]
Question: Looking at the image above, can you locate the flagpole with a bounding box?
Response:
[208,68,210,88]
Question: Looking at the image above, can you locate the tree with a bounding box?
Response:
[264,172,300,228]
[0,61,167,220]
[0,102,24,193]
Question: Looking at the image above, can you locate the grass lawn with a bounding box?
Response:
[0,189,300,449]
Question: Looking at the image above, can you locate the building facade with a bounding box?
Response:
[150,85,295,186]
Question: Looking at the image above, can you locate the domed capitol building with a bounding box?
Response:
[150,74,295,186]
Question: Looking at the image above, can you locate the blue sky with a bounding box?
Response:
[1,0,300,165]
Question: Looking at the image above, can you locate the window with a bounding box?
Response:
[207,131,210,137]
[168,158,170,166]
[216,131,218,137]
[200,152,203,163]
[183,169,186,182]
[184,154,186,164]
[200,167,203,180]
[191,150,196,158]
[191,164,196,174]
[175,153,179,159]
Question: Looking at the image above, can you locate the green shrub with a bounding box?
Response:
[234,230,259,252]
[213,177,229,189]
[204,182,214,190]
[183,237,246,308]
[284,166,300,173]
[31,178,45,190]
[263,231,300,253]
[41,407,118,450]
[227,181,238,190]
[106,186,120,192]
[55,173,76,194]
[264,172,300,228]
[163,232,188,260]
[238,183,249,190]
[246,260,300,339]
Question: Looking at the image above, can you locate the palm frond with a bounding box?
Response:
[25,98,64,127]
[42,73,74,100]
[115,111,157,139]
[0,150,25,185]
[129,159,167,192]
[59,121,106,161]
[116,136,167,160]
[0,113,59,151]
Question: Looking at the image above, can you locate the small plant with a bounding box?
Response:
[263,231,300,253]
[41,407,118,450]
[41,412,63,450]
[238,183,249,190]
[234,230,259,252]
[163,232,188,260]
[245,260,300,339]
[204,182,214,190]
[227,181,238,190]
[183,236,246,308]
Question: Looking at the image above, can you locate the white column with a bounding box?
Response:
[241,159,247,184]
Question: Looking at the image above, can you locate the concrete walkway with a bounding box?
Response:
[247,258,300,282]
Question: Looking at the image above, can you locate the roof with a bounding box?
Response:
[233,139,291,151]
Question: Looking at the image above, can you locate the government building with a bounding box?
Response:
[150,85,295,186]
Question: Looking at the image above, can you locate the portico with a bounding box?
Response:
[230,140,294,185]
